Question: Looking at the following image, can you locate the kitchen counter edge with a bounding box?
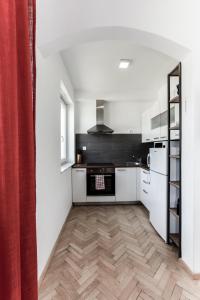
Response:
[72,164,149,171]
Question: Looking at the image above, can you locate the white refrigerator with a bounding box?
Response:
[149,148,168,242]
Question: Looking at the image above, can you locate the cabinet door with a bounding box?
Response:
[149,171,167,241]
[151,115,161,141]
[142,111,148,143]
[140,168,151,210]
[116,168,137,202]
[150,101,161,141]
[142,110,152,143]
[159,85,168,113]
[160,111,168,141]
[72,169,86,203]
[136,168,141,200]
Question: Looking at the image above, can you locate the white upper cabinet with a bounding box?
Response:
[116,168,137,202]
[142,84,168,143]
[142,110,152,143]
[160,111,168,140]
[159,84,168,141]
[159,84,168,113]
[150,101,161,142]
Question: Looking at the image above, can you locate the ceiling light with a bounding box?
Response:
[119,59,132,69]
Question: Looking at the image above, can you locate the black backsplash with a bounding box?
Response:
[76,134,153,164]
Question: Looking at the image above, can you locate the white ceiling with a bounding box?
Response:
[61,40,177,102]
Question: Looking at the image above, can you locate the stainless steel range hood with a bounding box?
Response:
[87,100,114,134]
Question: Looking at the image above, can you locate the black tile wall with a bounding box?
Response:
[76,134,153,164]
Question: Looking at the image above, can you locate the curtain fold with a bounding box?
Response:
[0,1,37,299]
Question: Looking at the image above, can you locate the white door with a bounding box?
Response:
[116,168,137,202]
[150,148,168,175]
[72,168,86,203]
[150,171,167,241]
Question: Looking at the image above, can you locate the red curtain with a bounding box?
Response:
[0,1,38,299]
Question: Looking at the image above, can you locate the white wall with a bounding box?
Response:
[36,50,74,278]
[75,100,151,134]
[181,53,195,272]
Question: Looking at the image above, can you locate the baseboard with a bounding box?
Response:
[73,201,141,206]
[179,259,200,280]
[38,203,72,288]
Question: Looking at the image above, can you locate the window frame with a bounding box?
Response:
[60,81,75,172]
[60,94,68,166]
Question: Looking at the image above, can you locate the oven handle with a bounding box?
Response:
[89,174,113,177]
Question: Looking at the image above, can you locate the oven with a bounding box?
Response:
[87,165,115,196]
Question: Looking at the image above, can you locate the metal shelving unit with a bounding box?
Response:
[167,63,182,257]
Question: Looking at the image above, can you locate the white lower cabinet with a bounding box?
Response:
[72,168,86,203]
[140,168,151,211]
[116,168,137,202]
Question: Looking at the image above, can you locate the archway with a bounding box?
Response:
[39,26,190,61]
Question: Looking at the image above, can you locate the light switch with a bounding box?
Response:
[82,146,87,151]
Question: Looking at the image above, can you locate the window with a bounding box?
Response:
[60,97,68,164]
[60,81,75,169]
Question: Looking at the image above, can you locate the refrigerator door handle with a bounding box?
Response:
[147,153,150,168]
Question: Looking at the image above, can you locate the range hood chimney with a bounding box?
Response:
[87,100,114,134]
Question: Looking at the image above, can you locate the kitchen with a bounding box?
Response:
[72,92,180,244]
[37,35,192,298]
[35,2,200,296]
[65,41,181,249]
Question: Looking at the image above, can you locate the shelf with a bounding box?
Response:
[170,139,180,142]
[168,63,182,257]
[170,208,179,219]
[169,96,180,103]
[169,155,180,159]
[169,126,180,130]
[169,181,180,189]
[170,234,180,247]
[169,65,181,76]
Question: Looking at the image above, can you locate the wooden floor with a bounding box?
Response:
[39,205,200,300]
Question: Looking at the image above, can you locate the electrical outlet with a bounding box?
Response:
[82,146,87,151]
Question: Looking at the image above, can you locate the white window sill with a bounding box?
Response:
[60,162,74,173]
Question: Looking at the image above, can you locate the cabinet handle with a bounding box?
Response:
[145,138,150,141]
[143,180,150,185]
[154,137,159,140]
[160,136,167,139]
[117,169,126,172]
[143,189,148,194]
[143,171,149,175]
[75,170,85,172]
[90,175,112,177]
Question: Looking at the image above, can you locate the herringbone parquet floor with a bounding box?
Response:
[39,205,200,300]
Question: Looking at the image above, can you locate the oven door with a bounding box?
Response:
[87,173,115,196]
